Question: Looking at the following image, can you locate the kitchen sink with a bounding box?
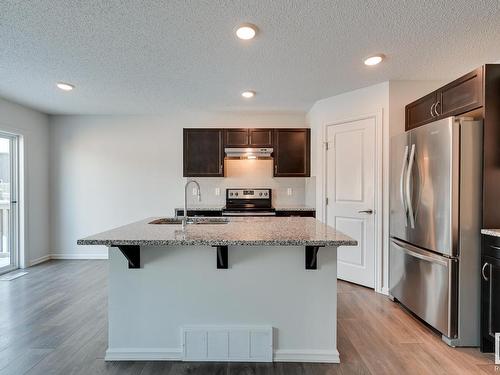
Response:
[149,217,229,225]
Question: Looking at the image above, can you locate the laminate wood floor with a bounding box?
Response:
[0,260,496,374]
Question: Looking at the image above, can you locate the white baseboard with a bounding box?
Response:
[273,349,340,363]
[375,286,389,296]
[50,251,108,260]
[29,255,51,266]
[105,348,182,361]
[104,347,340,363]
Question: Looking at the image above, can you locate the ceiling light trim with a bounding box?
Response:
[363,54,385,66]
[236,23,258,40]
[241,90,256,99]
[56,82,75,91]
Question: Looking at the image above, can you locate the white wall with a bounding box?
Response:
[0,97,50,266]
[49,111,307,258]
[307,80,444,293]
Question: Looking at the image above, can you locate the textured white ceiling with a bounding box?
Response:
[1,0,500,115]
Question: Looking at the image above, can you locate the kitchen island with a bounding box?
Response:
[78,217,356,363]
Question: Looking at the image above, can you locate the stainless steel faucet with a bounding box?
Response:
[183,179,201,229]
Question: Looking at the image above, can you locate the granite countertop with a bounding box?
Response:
[273,205,316,211]
[175,205,225,211]
[481,229,500,238]
[175,205,316,212]
[77,217,356,247]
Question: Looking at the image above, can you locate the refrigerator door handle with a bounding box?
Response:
[399,145,409,226]
[406,144,416,228]
[392,238,449,267]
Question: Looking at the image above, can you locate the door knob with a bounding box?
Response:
[358,209,374,214]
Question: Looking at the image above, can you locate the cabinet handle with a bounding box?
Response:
[488,262,494,338]
[275,165,278,174]
[219,164,223,173]
[482,262,490,281]
[434,101,441,116]
[430,103,436,117]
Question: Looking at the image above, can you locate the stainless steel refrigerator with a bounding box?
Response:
[389,116,482,346]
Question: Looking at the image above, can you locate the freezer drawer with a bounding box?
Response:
[390,238,458,338]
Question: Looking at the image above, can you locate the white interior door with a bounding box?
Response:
[326,118,376,288]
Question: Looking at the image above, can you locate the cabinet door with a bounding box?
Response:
[481,255,500,347]
[438,67,483,118]
[249,129,273,147]
[225,129,249,147]
[405,92,438,130]
[273,129,310,177]
[183,129,224,177]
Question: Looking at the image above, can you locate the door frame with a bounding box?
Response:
[0,132,20,275]
[322,110,385,293]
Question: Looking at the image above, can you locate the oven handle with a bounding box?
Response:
[222,212,276,216]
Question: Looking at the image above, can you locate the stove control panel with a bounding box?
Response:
[226,189,271,200]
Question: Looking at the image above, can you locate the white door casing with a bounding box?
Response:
[325,117,376,288]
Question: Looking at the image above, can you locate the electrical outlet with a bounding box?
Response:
[215,187,220,196]
[287,187,293,196]
[192,187,197,196]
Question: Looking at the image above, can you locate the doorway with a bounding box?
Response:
[325,115,380,288]
[0,133,19,275]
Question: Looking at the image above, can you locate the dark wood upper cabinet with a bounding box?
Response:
[183,129,224,177]
[249,129,273,147]
[273,129,310,177]
[438,67,483,118]
[405,92,438,130]
[225,128,273,147]
[406,66,484,130]
[225,129,249,147]
[184,127,310,178]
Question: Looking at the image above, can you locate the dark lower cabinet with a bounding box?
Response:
[174,209,222,217]
[273,129,310,177]
[480,234,500,352]
[275,210,315,218]
[183,129,224,177]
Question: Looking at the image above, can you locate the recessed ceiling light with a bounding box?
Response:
[236,24,257,40]
[56,82,75,91]
[364,54,385,66]
[241,90,255,99]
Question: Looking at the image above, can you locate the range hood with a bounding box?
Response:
[224,147,273,160]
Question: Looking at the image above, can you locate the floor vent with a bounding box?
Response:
[181,326,273,362]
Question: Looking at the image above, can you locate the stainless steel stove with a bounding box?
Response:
[222,188,275,217]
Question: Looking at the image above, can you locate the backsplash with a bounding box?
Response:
[185,159,309,207]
